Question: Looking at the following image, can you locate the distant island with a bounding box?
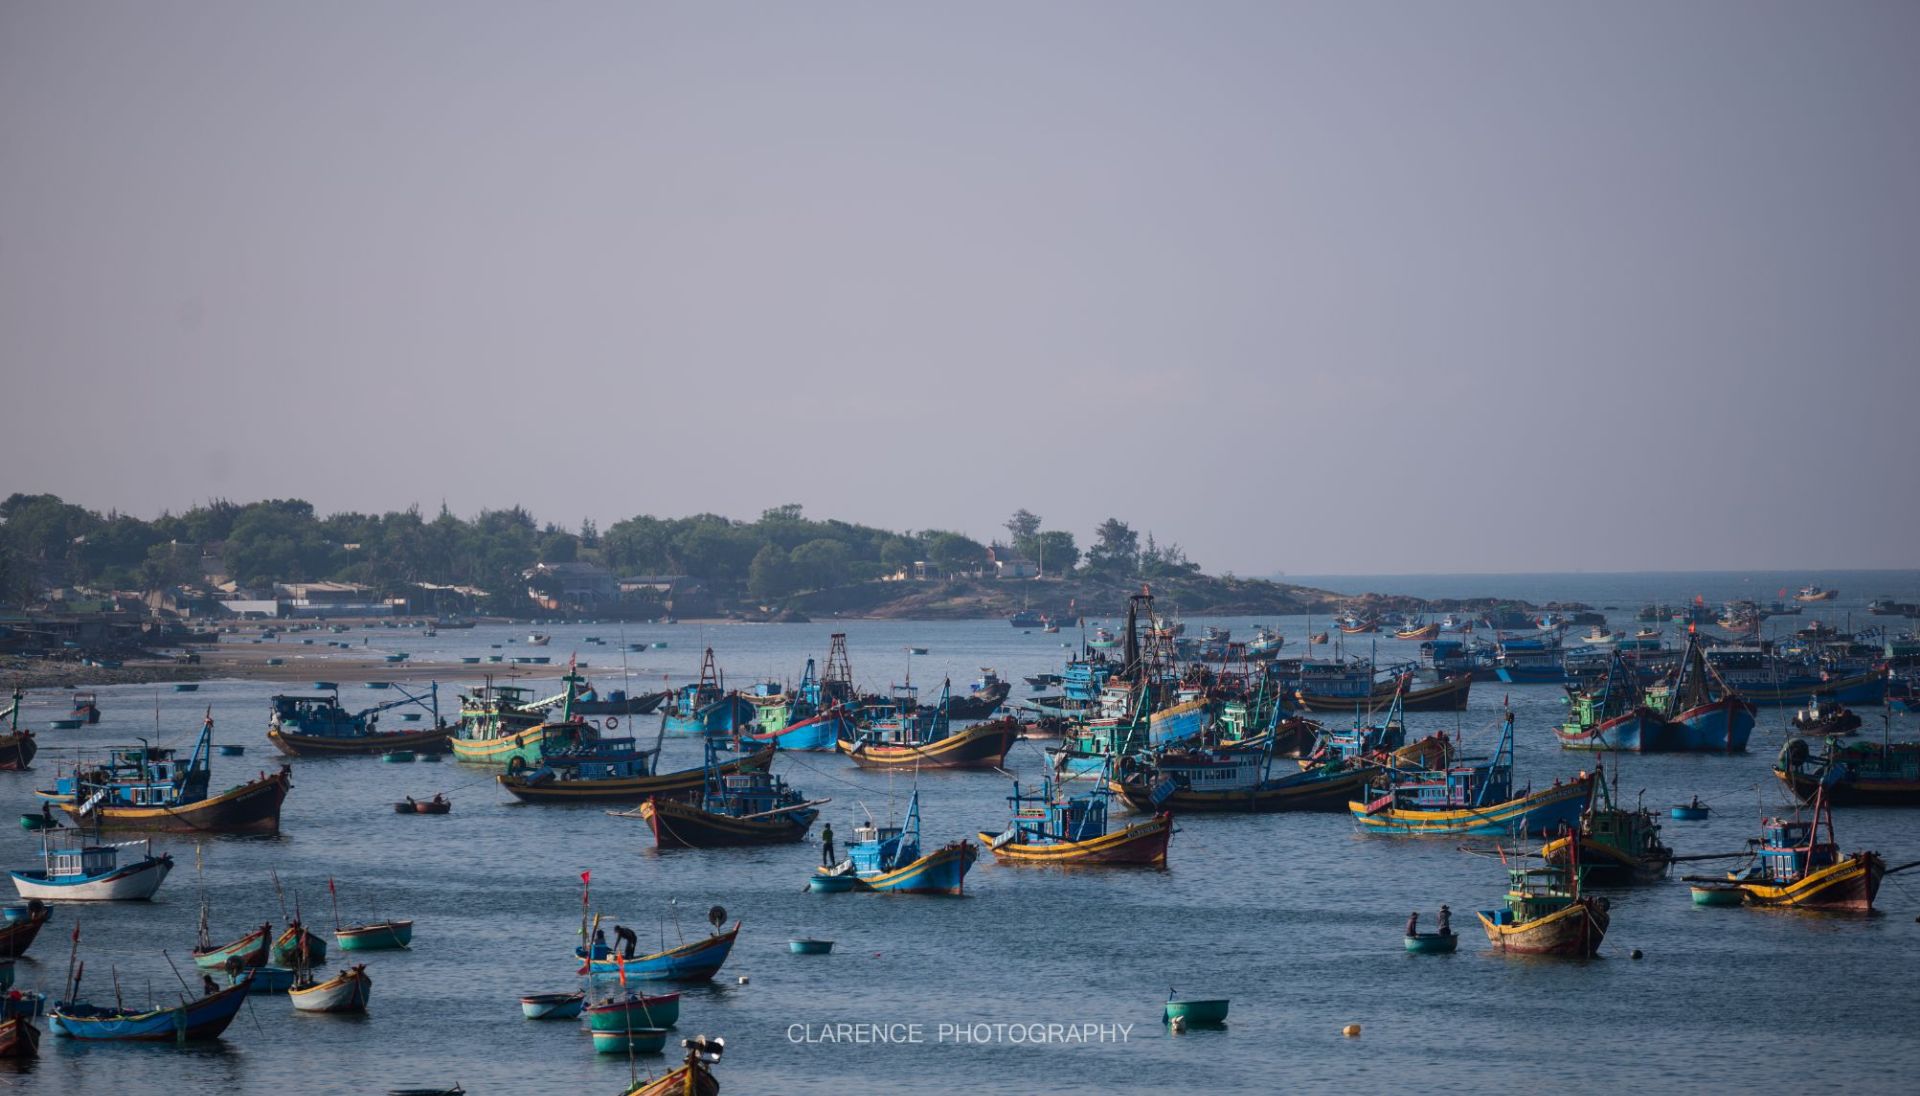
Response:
[0,493,1553,626]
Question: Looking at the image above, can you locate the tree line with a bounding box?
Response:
[0,494,1204,609]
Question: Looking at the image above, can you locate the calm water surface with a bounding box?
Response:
[5,577,1919,1094]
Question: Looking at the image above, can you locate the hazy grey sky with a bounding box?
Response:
[4,2,1916,574]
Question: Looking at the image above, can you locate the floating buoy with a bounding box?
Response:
[1630,949,1643,960]
[1342,1024,1361,1038]
[737,976,749,985]
[1169,1016,1186,1033]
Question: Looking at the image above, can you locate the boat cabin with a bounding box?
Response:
[1752,816,1838,884]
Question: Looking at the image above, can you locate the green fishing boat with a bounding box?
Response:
[1163,994,1229,1026]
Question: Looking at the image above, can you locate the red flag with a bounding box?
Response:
[617,959,627,987]
[71,924,79,943]
[581,870,590,885]
[327,877,336,894]
[1778,587,1787,598]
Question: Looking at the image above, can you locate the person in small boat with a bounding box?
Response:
[1406,911,1419,936]
[431,793,446,806]
[1437,905,1452,937]
[202,973,220,995]
[613,924,638,960]
[821,822,836,867]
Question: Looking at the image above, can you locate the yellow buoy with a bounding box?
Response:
[1342,1024,1362,1038]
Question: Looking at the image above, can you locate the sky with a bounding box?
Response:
[3,2,1917,574]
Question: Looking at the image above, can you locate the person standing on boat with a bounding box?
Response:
[821,823,836,867]
[1438,905,1452,937]
[1405,911,1418,936]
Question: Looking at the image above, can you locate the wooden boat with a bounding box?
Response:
[633,762,822,849]
[1338,617,1378,635]
[337,919,413,951]
[0,690,37,771]
[1395,622,1441,641]
[0,902,51,958]
[1776,734,1920,806]
[839,713,1019,771]
[1540,764,1673,885]
[577,924,740,981]
[1478,852,1609,957]
[450,678,579,766]
[624,1036,725,1096]
[585,990,680,1031]
[1794,585,1837,602]
[1163,995,1229,1026]
[229,965,297,993]
[50,973,253,1041]
[68,692,102,724]
[1293,672,1472,713]
[1699,787,1885,912]
[1639,633,1757,750]
[978,778,1171,866]
[1351,713,1594,837]
[573,688,669,716]
[1113,733,1450,815]
[813,791,975,894]
[268,684,454,757]
[1790,697,1862,736]
[0,1015,39,1058]
[45,716,292,835]
[193,923,272,970]
[519,991,584,1019]
[945,671,1012,720]
[271,923,327,967]
[1554,654,1676,753]
[10,832,173,901]
[1691,884,1745,906]
[289,963,372,1013]
[498,744,775,805]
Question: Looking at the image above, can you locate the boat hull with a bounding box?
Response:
[584,992,680,1031]
[1404,933,1459,955]
[0,1015,40,1058]
[289,965,371,1013]
[579,925,739,982]
[0,733,36,773]
[1294,675,1472,713]
[639,797,817,849]
[520,992,585,1020]
[744,710,848,751]
[10,854,172,901]
[1540,834,1671,886]
[852,841,977,895]
[59,769,291,836]
[978,813,1171,866]
[1736,853,1883,912]
[1669,696,1757,752]
[193,926,271,970]
[1478,898,1608,957]
[839,719,1018,770]
[496,747,775,805]
[1775,764,1920,807]
[49,976,252,1041]
[336,920,413,951]
[0,906,50,959]
[268,726,452,758]
[1350,776,1593,837]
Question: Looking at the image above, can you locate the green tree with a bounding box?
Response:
[748,544,793,600]
[1086,518,1140,576]
[1004,509,1042,558]
[1033,530,1079,575]
[789,539,852,590]
[922,531,986,577]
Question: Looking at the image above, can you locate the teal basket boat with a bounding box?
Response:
[789,939,834,955]
[590,1028,669,1055]
[1691,884,1745,907]
[1405,932,1459,955]
[1164,996,1229,1026]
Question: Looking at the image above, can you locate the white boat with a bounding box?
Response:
[9,834,173,901]
[289,963,372,1012]
[526,633,551,646]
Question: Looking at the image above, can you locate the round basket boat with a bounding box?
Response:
[808,874,858,893]
[789,939,834,955]
[1691,884,1745,907]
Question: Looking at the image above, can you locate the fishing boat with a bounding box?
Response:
[451,664,595,767]
[0,690,37,771]
[1292,664,1472,713]
[1492,633,1567,685]
[337,920,413,951]
[223,963,297,993]
[49,973,253,1041]
[1553,654,1674,752]
[272,923,328,967]
[1540,764,1673,885]
[584,990,680,1031]
[1350,713,1594,837]
[1395,621,1440,641]
[1794,585,1837,602]
[578,923,741,981]
[978,778,1171,866]
[0,902,50,959]
[1113,728,1451,814]
[1697,787,1885,912]
[660,649,757,737]
[1703,646,1884,707]
[814,791,976,895]
[1478,850,1609,957]
[840,682,1019,770]
[1338,615,1378,635]
[42,715,292,835]
[68,693,101,725]
[519,991,585,1020]
[1790,697,1862,736]
[1009,609,1043,629]
[267,683,454,757]
[194,923,272,970]
[1087,627,1119,650]
[289,963,372,1013]
[498,737,774,804]
[1775,725,1920,805]
[10,831,173,901]
[0,1014,39,1058]
[1671,798,1711,821]
[631,746,823,849]
[1581,626,1620,646]
[945,670,1012,720]
[1640,632,1757,750]
[624,1035,725,1096]
[527,632,551,645]
[572,688,668,717]
[741,705,853,752]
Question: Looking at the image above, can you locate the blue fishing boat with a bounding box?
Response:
[577,924,741,981]
[1350,712,1595,836]
[50,973,254,1041]
[1554,654,1675,752]
[659,648,756,737]
[979,777,1171,865]
[634,742,823,848]
[39,716,291,835]
[813,791,976,894]
[1493,633,1567,685]
[1642,632,1757,751]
